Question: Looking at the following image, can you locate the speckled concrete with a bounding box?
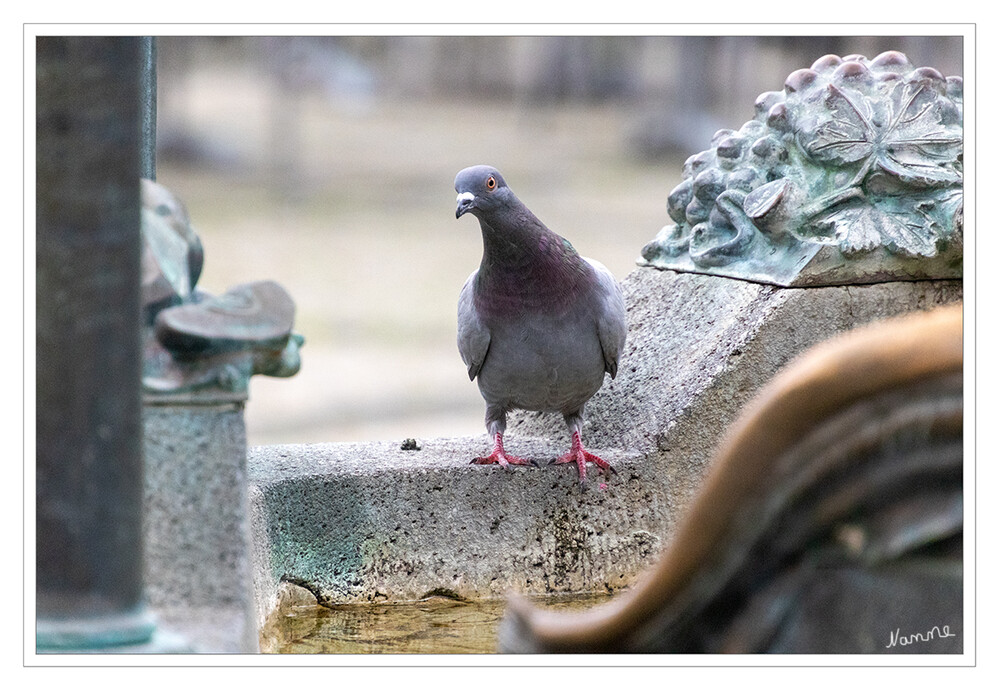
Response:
[143,398,259,653]
[511,269,964,528]
[248,437,651,629]
[247,268,962,630]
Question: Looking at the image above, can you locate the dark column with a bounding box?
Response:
[36,35,177,652]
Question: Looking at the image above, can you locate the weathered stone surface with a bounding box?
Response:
[143,398,259,653]
[511,268,963,521]
[248,267,961,629]
[248,437,651,625]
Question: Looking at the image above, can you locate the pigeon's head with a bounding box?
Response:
[454,165,513,220]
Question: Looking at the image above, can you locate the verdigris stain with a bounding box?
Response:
[640,52,963,287]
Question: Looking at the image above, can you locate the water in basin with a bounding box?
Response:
[261,591,616,654]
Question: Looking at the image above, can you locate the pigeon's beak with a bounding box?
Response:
[455,192,475,219]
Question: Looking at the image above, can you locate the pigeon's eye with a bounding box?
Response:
[485,175,497,191]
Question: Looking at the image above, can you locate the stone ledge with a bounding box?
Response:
[248,436,657,629]
[512,270,964,524]
[247,269,962,632]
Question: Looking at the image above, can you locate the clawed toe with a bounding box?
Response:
[471,432,537,469]
[470,452,534,468]
[590,454,616,475]
[470,431,611,480]
[555,431,615,486]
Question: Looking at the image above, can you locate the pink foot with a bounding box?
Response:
[554,431,616,486]
[471,433,536,468]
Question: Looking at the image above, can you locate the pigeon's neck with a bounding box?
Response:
[475,210,591,315]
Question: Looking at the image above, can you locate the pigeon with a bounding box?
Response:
[454,165,627,486]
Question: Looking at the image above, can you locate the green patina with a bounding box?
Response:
[640,52,963,288]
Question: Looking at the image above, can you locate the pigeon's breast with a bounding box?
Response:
[476,308,606,414]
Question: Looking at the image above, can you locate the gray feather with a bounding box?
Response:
[457,271,491,381]
[587,257,627,379]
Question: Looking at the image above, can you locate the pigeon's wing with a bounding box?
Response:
[457,271,491,381]
[586,258,627,379]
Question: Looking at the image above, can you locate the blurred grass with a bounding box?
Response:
[155,65,683,446]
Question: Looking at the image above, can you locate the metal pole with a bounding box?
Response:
[36,35,181,652]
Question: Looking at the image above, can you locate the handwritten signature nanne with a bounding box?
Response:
[886,624,957,649]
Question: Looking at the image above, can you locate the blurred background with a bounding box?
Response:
[152,35,963,447]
